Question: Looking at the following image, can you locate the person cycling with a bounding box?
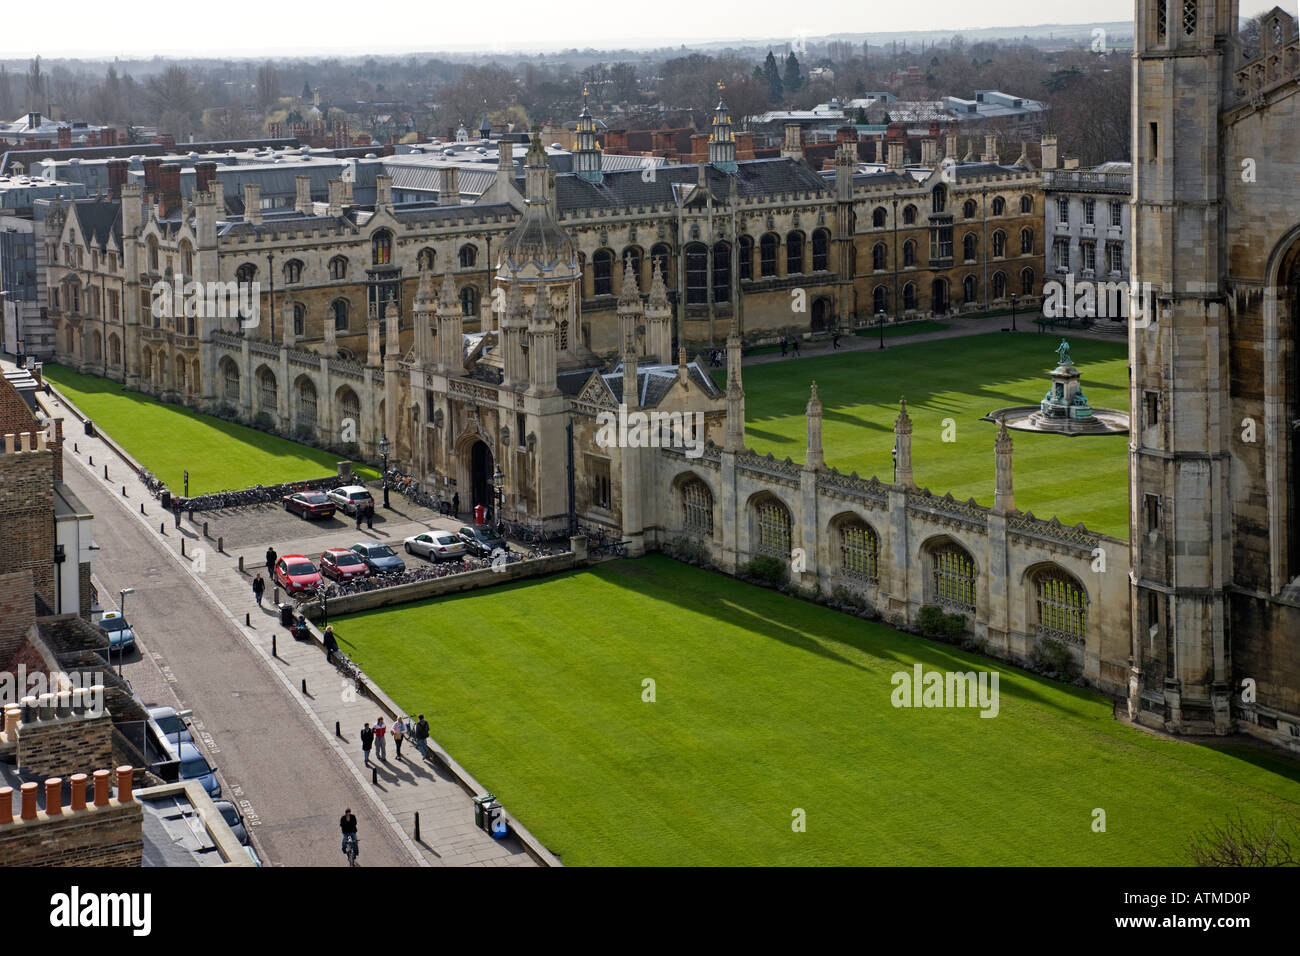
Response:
[340,808,358,858]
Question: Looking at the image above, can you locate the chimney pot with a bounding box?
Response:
[19,431,31,451]
[116,766,134,803]
[20,696,37,723]
[45,778,63,815]
[0,787,12,825]
[37,693,54,721]
[20,782,37,820]
[70,773,88,811]
[3,434,14,453]
[92,769,110,807]
[3,705,19,737]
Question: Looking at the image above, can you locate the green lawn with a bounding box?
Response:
[852,319,950,338]
[719,332,1130,538]
[43,364,379,494]
[337,557,1300,867]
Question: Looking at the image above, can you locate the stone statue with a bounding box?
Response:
[1055,339,1073,368]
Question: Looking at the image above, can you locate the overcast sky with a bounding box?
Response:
[0,0,1291,57]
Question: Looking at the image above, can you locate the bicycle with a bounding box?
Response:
[342,833,359,866]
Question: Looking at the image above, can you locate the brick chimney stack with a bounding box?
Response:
[106,160,128,200]
[194,161,218,194]
[159,163,182,218]
[142,158,162,200]
[243,183,262,225]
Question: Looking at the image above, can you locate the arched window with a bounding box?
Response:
[257,367,277,412]
[786,231,805,275]
[963,275,976,304]
[559,318,569,350]
[295,378,317,427]
[284,259,303,284]
[872,206,887,228]
[593,249,615,296]
[180,243,193,276]
[338,387,361,428]
[1034,568,1088,644]
[752,496,792,557]
[1021,267,1035,297]
[760,233,779,277]
[236,262,256,284]
[838,518,880,582]
[293,303,306,336]
[1019,195,1033,214]
[1020,228,1034,255]
[682,478,714,535]
[962,199,976,219]
[712,242,730,303]
[902,204,917,225]
[873,285,888,314]
[903,239,916,267]
[929,540,976,613]
[738,235,754,281]
[416,248,435,271]
[992,230,1006,258]
[650,243,672,284]
[931,184,947,214]
[992,196,1006,216]
[872,242,887,271]
[811,229,830,272]
[371,230,392,266]
[109,333,121,367]
[332,299,349,331]
[458,244,477,268]
[621,246,642,284]
[329,256,348,280]
[992,271,1008,299]
[684,243,708,305]
[903,282,917,310]
[1182,0,1197,35]
[963,233,976,261]
[147,237,160,272]
[221,357,239,402]
[460,285,479,317]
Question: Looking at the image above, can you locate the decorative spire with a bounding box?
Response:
[618,256,641,307]
[893,397,914,487]
[709,87,737,172]
[414,265,437,309]
[724,320,745,453]
[574,89,603,184]
[438,266,457,312]
[805,381,824,471]
[994,416,1015,514]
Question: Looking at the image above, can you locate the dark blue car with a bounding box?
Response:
[350,542,406,575]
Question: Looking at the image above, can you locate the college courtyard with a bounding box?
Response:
[36,327,1300,866]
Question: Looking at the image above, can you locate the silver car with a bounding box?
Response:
[404,531,467,561]
[327,485,375,516]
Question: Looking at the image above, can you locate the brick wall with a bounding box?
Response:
[78,562,91,617]
[0,801,142,866]
[18,715,113,780]
[0,450,55,609]
[0,376,38,439]
[0,570,37,666]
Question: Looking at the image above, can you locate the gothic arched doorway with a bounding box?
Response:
[932,278,950,315]
[811,297,831,332]
[470,440,494,511]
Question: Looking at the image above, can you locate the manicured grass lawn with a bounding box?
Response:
[337,556,1300,867]
[852,319,950,338]
[718,332,1130,538]
[43,364,379,494]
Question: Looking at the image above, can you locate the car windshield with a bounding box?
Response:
[370,546,396,558]
[335,553,364,566]
[180,757,211,778]
[99,617,128,632]
[220,805,240,827]
[287,563,316,575]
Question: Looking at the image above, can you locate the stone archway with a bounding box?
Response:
[470,440,493,511]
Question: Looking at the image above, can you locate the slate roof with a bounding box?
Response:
[601,361,723,406]
[71,200,122,247]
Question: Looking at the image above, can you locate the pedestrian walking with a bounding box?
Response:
[365,501,374,529]
[415,714,430,760]
[832,332,841,350]
[360,723,374,766]
[779,336,788,357]
[792,337,800,356]
[252,573,265,607]
[323,625,338,664]
[265,547,277,576]
[452,492,460,516]
[392,716,406,759]
[373,717,387,761]
[354,502,363,531]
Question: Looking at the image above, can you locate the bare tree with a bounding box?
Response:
[1189,812,1300,866]
[256,62,280,111]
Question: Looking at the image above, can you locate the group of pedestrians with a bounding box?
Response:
[779,335,802,357]
[361,713,430,766]
[354,500,376,531]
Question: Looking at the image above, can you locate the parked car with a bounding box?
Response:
[282,491,336,520]
[273,554,323,595]
[350,542,406,575]
[320,548,372,582]
[404,531,467,561]
[97,610,135,654]
[328,485,375,516]
[458,526,508,558]
[148,705,193,751]
[213,800,250,845]
[178,742,221,799]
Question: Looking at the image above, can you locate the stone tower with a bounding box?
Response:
[708,93,737,173]
[1129,0,1237,734]
[574,90,603,184]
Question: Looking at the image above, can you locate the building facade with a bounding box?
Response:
[1042,161,1133,331]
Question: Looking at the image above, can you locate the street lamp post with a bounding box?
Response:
[379,435,390,509]
[492,465,504,529]
[877,309,886,351]
[1010,293,1018,333]
[118,587,135,678]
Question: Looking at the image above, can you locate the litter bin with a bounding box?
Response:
[84,419,95,437]
[279,603,294,628]
[159,490,172,511]
[472,793,497,832]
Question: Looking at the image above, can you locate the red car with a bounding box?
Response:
[283,491,336,520]
[273,554,322,595]
[320,548,371,582]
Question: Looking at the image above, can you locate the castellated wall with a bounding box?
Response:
[648,444,1133,699]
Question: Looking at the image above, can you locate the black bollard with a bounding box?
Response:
[160,523,165,534]
[237,555,243,572]
[245,613,250,626]
[203,521,208,537]
[74,442,78,453]
[301,678,307,695]
[272,633,277,658]
[140,502,145,514]
[218,536,224,554]
[89,455,93,466]
[372,767,377,785]
[414,811,420,842]
[103,465,108,479]
[122,485,126,497]
[335,721,341,738]
[181,539,186,557]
